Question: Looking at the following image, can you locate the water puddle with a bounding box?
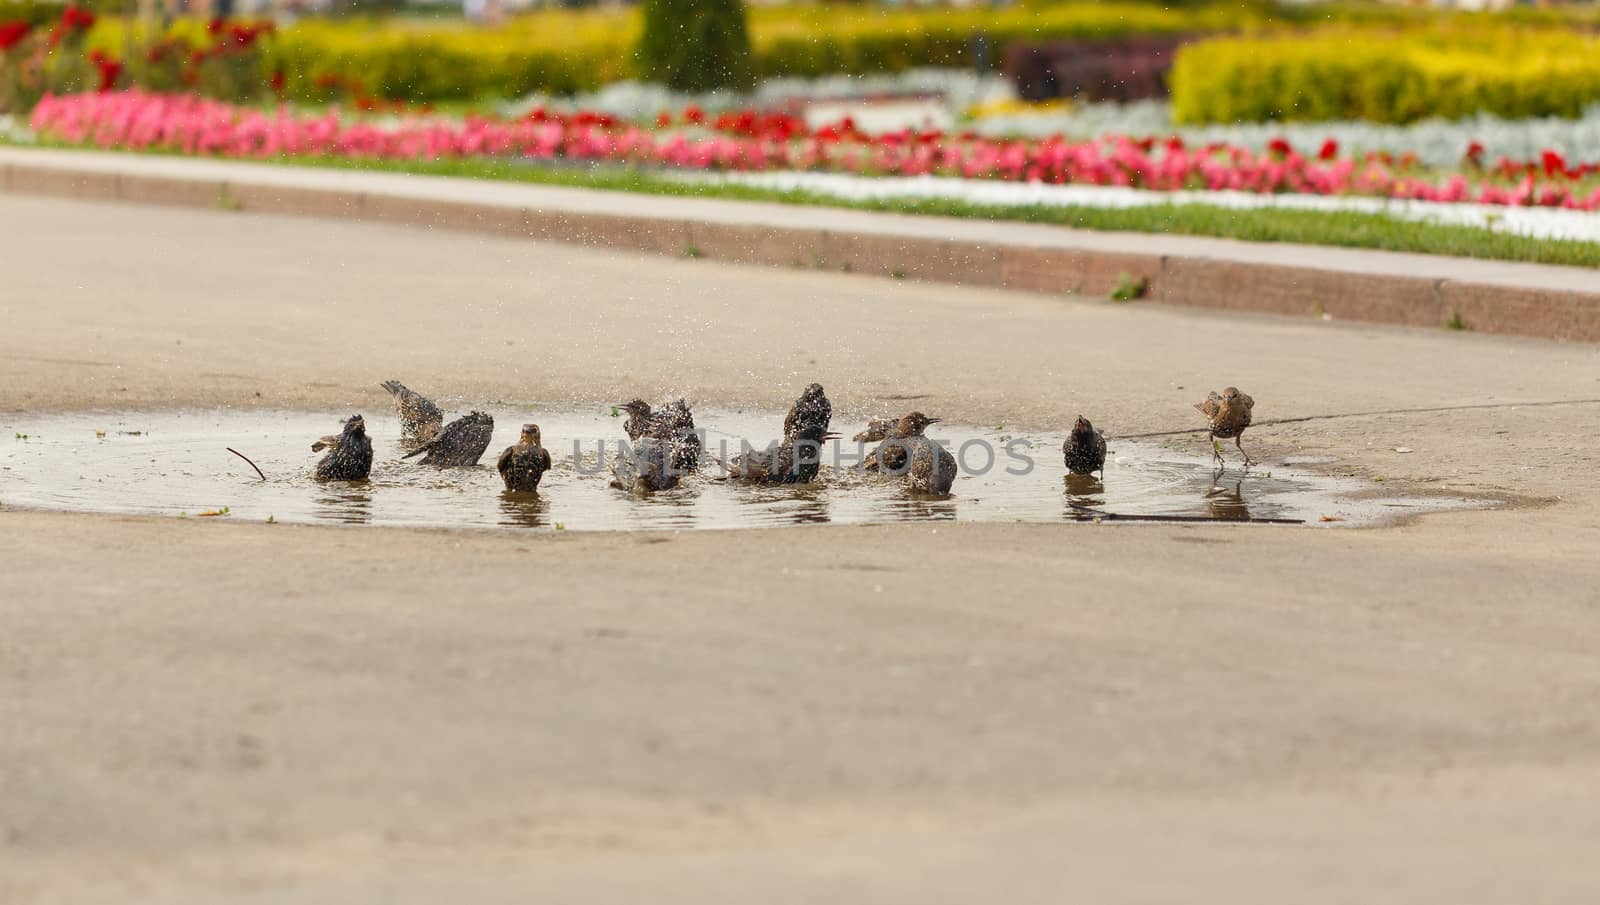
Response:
[0,408,1477,531]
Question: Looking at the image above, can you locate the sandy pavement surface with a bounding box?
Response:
[2,194,1600,903]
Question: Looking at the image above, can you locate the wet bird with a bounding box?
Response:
[1195,386,1256,467]
[906,434,958,496]
[620,398,700,473]
[314,414,373,481]
[726,422,840,484]
[784,383,832,436]
[1063,415,1108,476]
[620,399,656,441]
[380,380,443,445]
[497,423,552,492]
[402,410,495,466]
[852,417,896,445]
[870,412,940,475]
[610,437,679,494]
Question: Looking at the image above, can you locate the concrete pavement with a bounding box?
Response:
[3,145,1598,341]
[2,193,1600,904]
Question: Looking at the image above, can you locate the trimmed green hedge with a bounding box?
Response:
[1171,27,1600,124]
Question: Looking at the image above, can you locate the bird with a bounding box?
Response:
[380,380,443,445]
[784,383,832,436]
[1062,415,1107,476]
[657,398,702,473]
[610,437,679,493]
[401,410,494,466]
[1195,387,1255,467]
[906,435,958,495]
[870,412,939,475]
[726,421,840,484]
[620,398,700,473]
[619,399,656,441]
[313,414,373,481]
[497,423,552,493]
[852,417,896,444]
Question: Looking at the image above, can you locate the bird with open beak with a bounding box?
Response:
[313,414,373,481]
[1196,386,1256,467]
[619,398,700,473]
[1063,415,1108,476]
[497,423,552,493]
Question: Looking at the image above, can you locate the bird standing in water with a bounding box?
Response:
[620,398,700,473]
[402,410,495,466]
[906,434,957,496]
[1195,387,1256,467]
[497,423,552,492]
[870,412,939,475]
[380,380,443,445]
[1063,416,1108,476]
[726,421,840,484]
[784,383,832,436]
[611,437,679,494]
[314,414,373,481]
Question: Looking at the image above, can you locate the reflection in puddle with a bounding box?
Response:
[497,491,548,529]
[1204,479,1250,522]
[0,408,1482,532]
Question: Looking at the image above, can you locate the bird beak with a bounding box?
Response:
[822,432,842,441]
[926,418,941,425]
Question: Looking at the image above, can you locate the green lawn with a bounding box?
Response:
[285,155,1600,269]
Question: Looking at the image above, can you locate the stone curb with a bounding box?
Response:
[5,160,1597,343]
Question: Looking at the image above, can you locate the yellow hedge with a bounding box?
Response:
[1170,27,1600,124]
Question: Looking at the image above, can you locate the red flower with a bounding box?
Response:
[684,104,705,125]
[94,57,123,93]
[1317,138,1339,161]
[1266,137,1293,158]
[0,21,32,52]
[1464,140,1485,165]
[61,5,95,30]
[655,111,671,128]
[269,69,285,93]
[208,17,224,35]
[1541,149,1569,179]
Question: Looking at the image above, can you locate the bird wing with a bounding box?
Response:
[1195,393,1222,420]
[496,445,515,475]
[311,434,340,452]
[535,447,552,472]
[401,419,458,459]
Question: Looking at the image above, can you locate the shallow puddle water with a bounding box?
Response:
[0,408,1472,531]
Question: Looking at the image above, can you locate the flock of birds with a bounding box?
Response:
[309,380,1258,497]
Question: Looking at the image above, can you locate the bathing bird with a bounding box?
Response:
[906,434,958,496]
[497,423,552,492]
[313,414,373,481]
[610,437,679,494]
[1063,416,1108,476]
[870,412,940,475]
[726,421,840,484]
[784,383,832,436]
[1195,386,1256,467]
[380,380,444,445]
[402,410,494,466]
[852,417,896,445]
[620,398,700,473]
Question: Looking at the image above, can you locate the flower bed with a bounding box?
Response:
[27,90,1600,214]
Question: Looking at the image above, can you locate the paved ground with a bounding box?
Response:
[2,194,1600,904]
